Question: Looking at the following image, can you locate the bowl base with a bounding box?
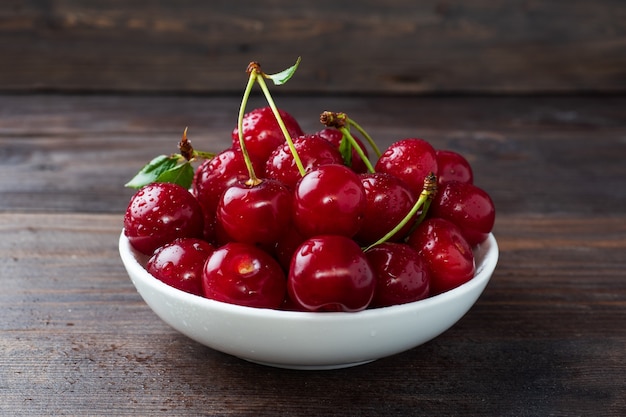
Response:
[241,357,376,370]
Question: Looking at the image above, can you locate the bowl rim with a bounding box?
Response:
[119,230,499,320]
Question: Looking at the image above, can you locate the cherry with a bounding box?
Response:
[216,179,292,247]
[354,172,417,245]
[147,238,215,296]
[365,242,430,308]
[123,58,497,312]
[316,127,370,173]
[429,180,495,246]
[192,148,264,236]
[265,134,344,190]
[198,204,216,244]
[202,242,286,309]
[375,138,438,196]
[288,235,376,312]
[273,226,306,272]
[407,218,475,295]
[124,182,204,255]
[193,148,265,213]
[293,164,366,239]
[436,149,473,185]
[231,106,304,162]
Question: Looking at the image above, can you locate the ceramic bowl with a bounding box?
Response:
[119,231,498,370]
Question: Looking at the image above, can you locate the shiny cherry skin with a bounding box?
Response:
[231,106,304,162]
[293,164,366,239]
[265,134,344,190]
[365,242,430,308]
[407,218,475,295]
[375,138,438,196]
[288,235,376,312]
[435,149,473,185]
[202,242,286,309]
[216,179,292,247]
[354,172,417,245]
[193,147,265,219]
[124,182,204,255]
[147,238,215,296]
[429,180,495,246]
[316,127,370,173]
[273,226,306,272]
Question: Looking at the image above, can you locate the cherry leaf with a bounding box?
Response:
[125,155,179,189]
[266,56,301,85]
[154,161,195,189]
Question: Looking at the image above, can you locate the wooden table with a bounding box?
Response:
[1,94,625,416]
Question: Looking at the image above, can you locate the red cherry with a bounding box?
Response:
[429,181,495,246]
[147,238,215,296]
[365,242,430,308]
[199,205,216,244]
[407,218,475,295]
[435,149,473,185]
[375,138,438,196]
[354,172,417,245]
[288,235,376,312]
[202,242,286,309]
[124,182,204,255]
[193,148,265,217]
[265,134,344,190]
[231,106,304,162]
[316,127,370,173]
[292,164,366,239]
[273,226,306,272]
[216,179,292,247]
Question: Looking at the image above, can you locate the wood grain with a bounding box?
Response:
[1,213,624,416]
[1,1,625,94]
[1,94,625,416]
[1,95,625,215]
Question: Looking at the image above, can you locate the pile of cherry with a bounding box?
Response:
[123,61,495,313]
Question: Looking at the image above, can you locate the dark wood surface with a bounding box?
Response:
[1,1,625,94]
[1,94,625,416]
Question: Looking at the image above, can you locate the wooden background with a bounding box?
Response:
[1,2,626,416]
[1,0,625,94]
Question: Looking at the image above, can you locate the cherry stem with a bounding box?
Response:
[193,149,217,160]
[363,172,438,252]
[178,127,215,161]
[178,127,193,161]
[347,118,381,158]
[238,65,262,186]
[320,111,378,172]
[338,126,375,173]
[253,68,306,177]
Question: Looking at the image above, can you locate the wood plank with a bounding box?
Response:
[1,95,625,216]
[0,1,625,94]
[1,212,624,416]
[2,93,625,416]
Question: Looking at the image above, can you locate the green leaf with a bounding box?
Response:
[266,56,301,85]
[125,155,180,189]
[154,161,195,189]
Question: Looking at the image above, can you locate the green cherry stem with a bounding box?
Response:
[320,111,377,172]
[193,149,217,160]
[238,64,262,186]
[338,126,375,173]
[363,172,438,252]
[347,118,381,158]
[253,68,306,178]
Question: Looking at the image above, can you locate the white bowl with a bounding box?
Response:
[119,231,498,370]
